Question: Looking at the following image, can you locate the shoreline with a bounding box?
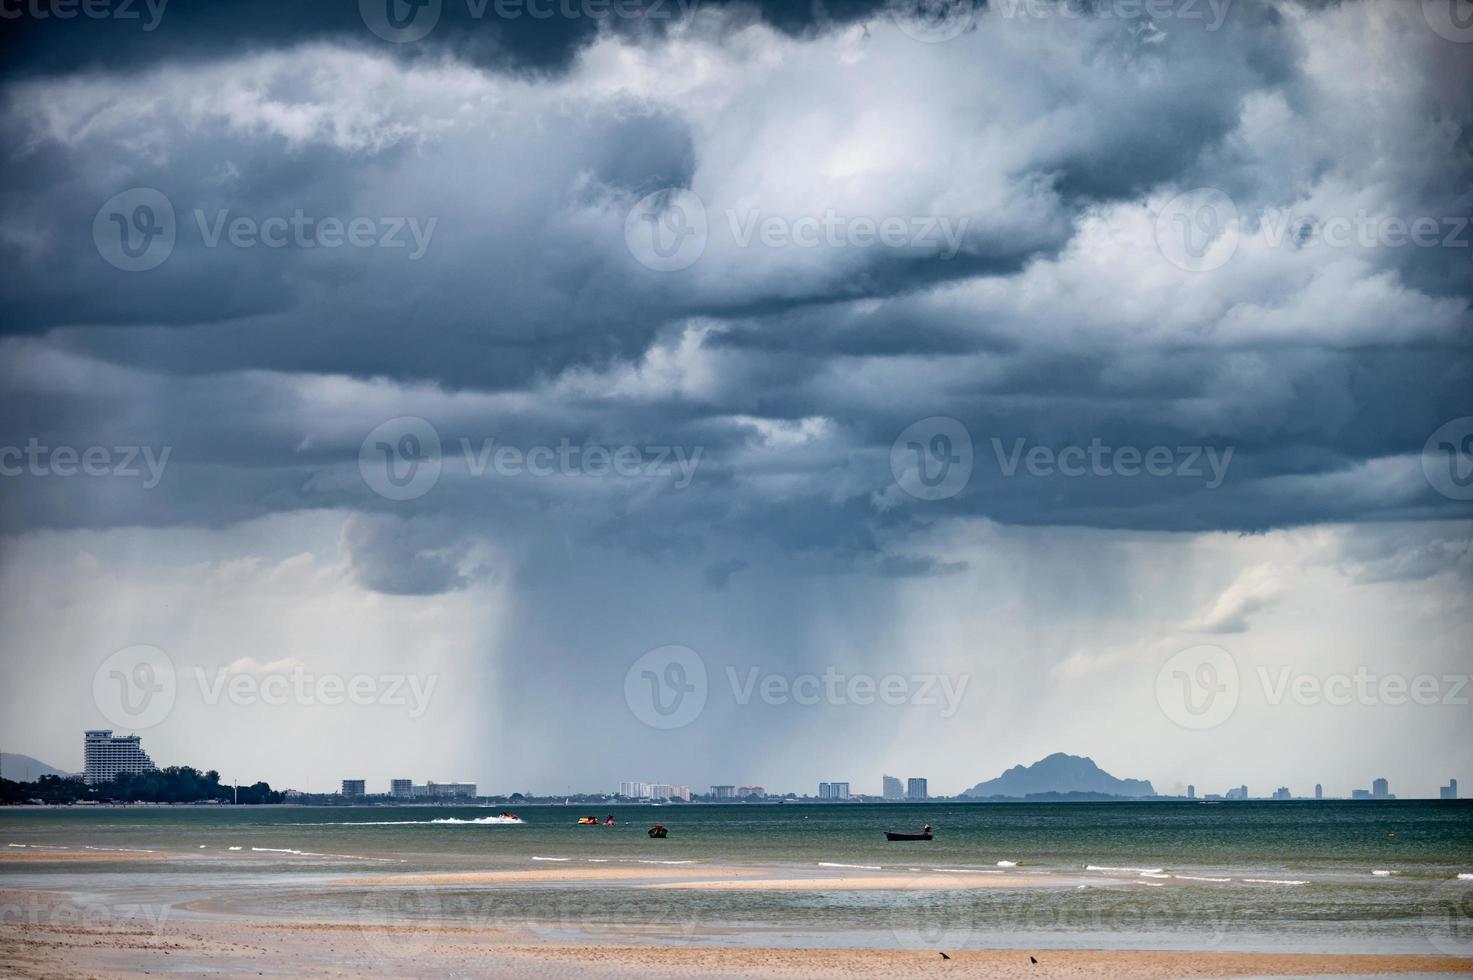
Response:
[3,907,1471,979]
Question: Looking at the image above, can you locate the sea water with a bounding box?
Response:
[2,800,1470,954]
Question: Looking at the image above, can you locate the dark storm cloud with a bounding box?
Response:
[0,0,893,82]
[0,0,1470,588]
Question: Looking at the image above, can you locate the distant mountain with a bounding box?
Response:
[0,753,74,781]
[964,753,1156,799]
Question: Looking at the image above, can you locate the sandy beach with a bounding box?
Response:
[344,866,1042,890]
[2,904,1471,980]
[4,806,1471,978]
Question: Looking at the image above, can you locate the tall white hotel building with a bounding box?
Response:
[83,730,157,785]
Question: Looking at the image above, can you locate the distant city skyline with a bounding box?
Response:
[8,732,1467,803]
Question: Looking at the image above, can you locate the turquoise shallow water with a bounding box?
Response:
[2,801,1471,954]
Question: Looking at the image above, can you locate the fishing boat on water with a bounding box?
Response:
[885,824,933,841]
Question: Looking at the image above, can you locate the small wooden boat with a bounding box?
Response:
[885,831,933,841]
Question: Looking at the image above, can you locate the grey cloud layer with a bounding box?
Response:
[1,1,1470,585]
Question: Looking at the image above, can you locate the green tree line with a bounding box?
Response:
[0,767,282,805]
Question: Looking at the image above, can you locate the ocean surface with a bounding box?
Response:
[3,801,1471,955]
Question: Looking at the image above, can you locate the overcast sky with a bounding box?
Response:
[1,0,1469,799]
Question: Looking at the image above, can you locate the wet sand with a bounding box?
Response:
[0,848,165,863]
[641,872,1041,890]
[2,909,1471,979]
[343,866,1043,889]
[345,865,765,886]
